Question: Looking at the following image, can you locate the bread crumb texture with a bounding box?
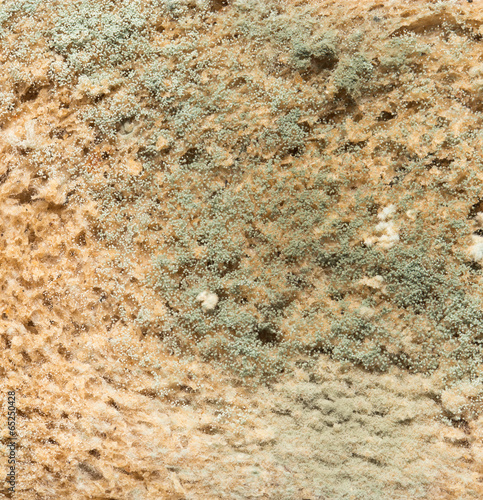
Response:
[1,0,483,498]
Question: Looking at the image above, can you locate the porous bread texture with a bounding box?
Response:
[2,0,483,498]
